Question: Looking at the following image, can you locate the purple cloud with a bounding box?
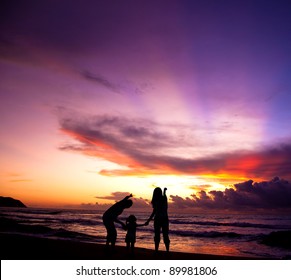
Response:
[58,112,291,180]
[96,192,131,201]
[170,177,291,211]
[96,191,150,210]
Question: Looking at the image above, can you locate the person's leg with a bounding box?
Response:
[103,219,111,247]
[111,226,117,249]
[105,221,117,249]
[130,241,135,254]
[162,220,170,252]
[154,220,161,251]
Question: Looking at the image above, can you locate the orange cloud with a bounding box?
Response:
[58,114,291,182]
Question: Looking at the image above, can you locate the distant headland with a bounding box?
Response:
[0,196,27,208]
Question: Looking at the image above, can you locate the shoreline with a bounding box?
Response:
[0,233,261,260]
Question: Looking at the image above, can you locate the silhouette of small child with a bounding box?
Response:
[124,215,146,254]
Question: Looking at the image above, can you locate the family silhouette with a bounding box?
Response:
[102,187,170,255]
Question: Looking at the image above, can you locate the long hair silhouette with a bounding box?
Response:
[146,187,170,252]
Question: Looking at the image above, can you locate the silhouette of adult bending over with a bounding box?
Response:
[102,193,133,250]
[145,187,170,252]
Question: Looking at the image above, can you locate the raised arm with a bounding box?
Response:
[118,193,133,204]
[123,193,133,200]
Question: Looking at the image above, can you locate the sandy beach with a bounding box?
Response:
[0,233,259,260]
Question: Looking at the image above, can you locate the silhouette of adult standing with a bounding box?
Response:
[102,194,133,250]
[145,187,170,252]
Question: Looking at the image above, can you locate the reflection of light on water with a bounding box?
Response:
[132,238,241,257]
[156,235,235,256]
[172,240,240,256]
[2,207,291,259]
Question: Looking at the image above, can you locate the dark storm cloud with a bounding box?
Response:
[170,177,291,211]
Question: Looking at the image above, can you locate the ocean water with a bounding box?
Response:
[1,207,291,259]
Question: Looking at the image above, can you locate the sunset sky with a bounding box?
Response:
[1,0,291,210]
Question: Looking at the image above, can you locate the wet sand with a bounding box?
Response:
[0,233,259,260]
